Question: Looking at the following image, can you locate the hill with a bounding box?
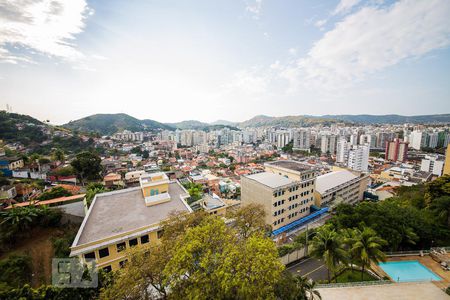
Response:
[210,120,237,126]
[167,120,239,131]
[166,120,210,130]
[63,113,174,135]
[321,114,450,124]
[0,111,48,146]
[238,115,338,128]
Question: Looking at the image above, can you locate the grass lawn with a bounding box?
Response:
[334,269,377,283]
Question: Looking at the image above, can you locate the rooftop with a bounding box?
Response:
[73,181,190,246]
[315,170,358,195]
[265,160,313,172]
[245,172,295,189]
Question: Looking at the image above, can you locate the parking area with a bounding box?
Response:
[287,257,330,281]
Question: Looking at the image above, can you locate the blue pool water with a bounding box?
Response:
[378,260,441,282]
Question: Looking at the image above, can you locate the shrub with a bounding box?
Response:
[0,255,32,290]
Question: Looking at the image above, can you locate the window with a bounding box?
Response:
[119,260,128,268]
[102,265,112,272]
[84,252,95,260]
[117,242,126,252]
[99,247,109,258]
[157,230,164,239]
[140,235,149,244]
[129,238,138,247]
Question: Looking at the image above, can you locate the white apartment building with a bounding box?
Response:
[347,144,370,172]
[321,134,338,154]
[336,138,349,163]
[420,155,444,176]
[293,129,310,151]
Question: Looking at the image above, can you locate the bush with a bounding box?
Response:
[0,255,32,290]
[38,186,72,200]
[446,286,450,296]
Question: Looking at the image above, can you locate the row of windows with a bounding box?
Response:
[288,203,299,210]
[300,181,313,188]
[84,231,162,261]
[288,186,300,192]
[274,190,285,197]
[273,209,285,216]
[273,199,285,207]
[287,212,298,219]
[273,218,285,226]
[288,195,299,201]
[301,173,315,180]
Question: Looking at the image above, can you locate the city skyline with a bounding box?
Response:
[1,0,450,124]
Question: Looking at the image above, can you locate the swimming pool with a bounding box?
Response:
[378,260,441,282]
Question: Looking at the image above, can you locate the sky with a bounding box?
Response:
[0,0,449,125]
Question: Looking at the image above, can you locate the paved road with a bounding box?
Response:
[287,257,330,281]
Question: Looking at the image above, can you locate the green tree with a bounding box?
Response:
[101,209,284,300]
[351,227,386,281]
[428,196,450,227]
[37,186,72,200]
[309,225,347,283]
[71,151,102,184]
[163,217,283,299]
[51,149,65,162]
[85,183,108,208]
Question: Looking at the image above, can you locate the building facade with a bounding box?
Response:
[314,170,369,207]
[70,172,192,271]
[385,138,408,162]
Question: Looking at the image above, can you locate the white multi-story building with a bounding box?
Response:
[420,155,444,176]
[427,132,439,149]
[293,129,310,151]
[321,134,338,154]
[336,138,349,163]
[410,130,426,150]
[347,143,370,172]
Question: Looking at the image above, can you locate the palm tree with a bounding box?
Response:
[309,225,347,283]
[352,227,387,280]
[341,228,357,273]
[297,276,321,300]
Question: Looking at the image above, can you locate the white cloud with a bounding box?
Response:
[0,0,92,63]
[332,0,361,15]
[245,0,262,19]
[314,19,327,28]
[227,68,268,95]
[297,0,450,89]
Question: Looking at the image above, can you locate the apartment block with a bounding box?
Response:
[241,160,318,231]
[314,170,369,207]
[70,172,191,271]
[444,144,450,176]
[385,138,408,162]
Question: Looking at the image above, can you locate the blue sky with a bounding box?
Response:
[0,0,449,124]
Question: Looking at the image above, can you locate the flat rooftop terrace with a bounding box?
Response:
[74,181,190,246]
[266,160,313,172]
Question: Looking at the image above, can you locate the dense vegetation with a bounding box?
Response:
[328,175,450,251]
[63,113,173,135]
[0,206,62,254]
[0,111,47,146]
[100,204,320,300]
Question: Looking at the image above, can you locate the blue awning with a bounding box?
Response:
[272,207,329,236]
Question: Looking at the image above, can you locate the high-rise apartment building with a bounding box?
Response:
[385,138,408,162]
[293,129,310,151]
[347,144,370,172]
[421,155,444,176]
[320,134,338,154]
[336,138,349,163]
[444,144,450,175]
